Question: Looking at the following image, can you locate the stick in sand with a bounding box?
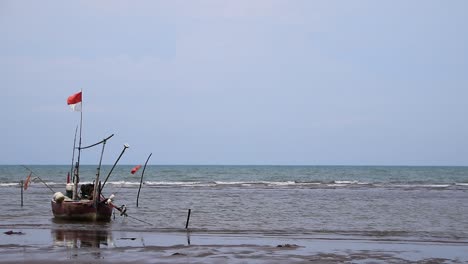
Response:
[136,153,152,207]
[20,180,23,207]
[22,165,56,194]
[109,203,153,225]
[185,209,191,229]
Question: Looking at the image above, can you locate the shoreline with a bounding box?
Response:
[1,228,467,263]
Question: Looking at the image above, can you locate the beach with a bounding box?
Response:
[1,165,468,263]
[2,227,468,263]
[3,0,468,261]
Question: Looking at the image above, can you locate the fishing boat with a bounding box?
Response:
[51,91,128,221]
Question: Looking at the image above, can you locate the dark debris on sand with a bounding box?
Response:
[276,243,299,248]
[3,231,25,235]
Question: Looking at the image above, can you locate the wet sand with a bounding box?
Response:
[1,228,467,263]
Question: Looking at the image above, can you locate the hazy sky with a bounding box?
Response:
[1,1,467,165]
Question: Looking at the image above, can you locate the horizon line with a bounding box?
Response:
[2,164,468,167]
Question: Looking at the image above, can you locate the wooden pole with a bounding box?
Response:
[74,92,83,200]
[22,166,56,194]
[100,144,129,192]
[136,153,152,207]
[185,209,191,229]
[93,138,107,208]
[20,180,23,207]
[70,125,78,183]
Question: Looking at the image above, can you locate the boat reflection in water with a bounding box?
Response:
[52,228,112,249]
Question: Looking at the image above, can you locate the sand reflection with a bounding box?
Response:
[52,229,112,249]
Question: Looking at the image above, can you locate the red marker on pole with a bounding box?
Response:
[131,165,142,174]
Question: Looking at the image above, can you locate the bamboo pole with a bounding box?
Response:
[93,138,108,208]
[100,144,129,192]
[136,153,152,207]
[185,209,191,229]
[20,180,23,207]
[70,125,78,183]
[21,166,56,194]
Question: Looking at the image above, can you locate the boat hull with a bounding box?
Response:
[51,199,113,221]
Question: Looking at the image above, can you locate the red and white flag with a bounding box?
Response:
[24,172,32,190]
[67,91,82,111]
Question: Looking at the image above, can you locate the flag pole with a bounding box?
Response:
[73,90,83,200]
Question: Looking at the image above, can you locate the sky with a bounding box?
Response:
[1,0,468,165]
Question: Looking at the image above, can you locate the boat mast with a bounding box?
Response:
[79,134,114,205]
[93,137,107,208]
[70,125,78,183]
[73,91,83,200]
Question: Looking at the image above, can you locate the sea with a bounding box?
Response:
[1,165,468,243]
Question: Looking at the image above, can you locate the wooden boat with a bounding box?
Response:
[51,91,128,221]
[51,179,115,221]
[51,197,113,221]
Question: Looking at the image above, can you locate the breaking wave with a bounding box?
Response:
[1,180,468,190]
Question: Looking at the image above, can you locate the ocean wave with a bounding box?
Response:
[145,181,207,187]
[391,184,451,188]
[103,180,385,188]
[214,181,297,186]
[334,180,358,184]
[0,183,21,187]
[107,181,141,186]
[1,180,467,190]
[418,184,451,188]
[0,181,66,187]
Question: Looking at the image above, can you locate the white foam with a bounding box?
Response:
[327,184,348,187]
[357,182,371,185]
[296,182,321,185]
[421,184,450,188]
[0,183,21,187]
[267,181,296,186]
[1,182,65,187]
[215,181,249,185]
[334,180,358,184]
[108,181,140,186]
[392,184,450,188]
[214,181,297,186]
[77,181,93,185]
[145,181,203,186]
